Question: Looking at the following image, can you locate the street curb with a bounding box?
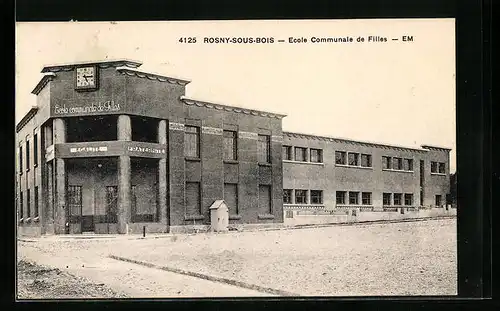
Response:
[109,255,296,297]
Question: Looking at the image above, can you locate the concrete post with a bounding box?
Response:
[158,120,168,229]
[52,118,66,234]
[117,115,131,234]
[46,161,54,234]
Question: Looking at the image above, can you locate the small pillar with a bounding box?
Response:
[54,158,66,234]
[117,115,132,234]
[158,120,168,228]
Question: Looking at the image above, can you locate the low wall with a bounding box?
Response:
[17,224,42,237]
[283,208,456,227]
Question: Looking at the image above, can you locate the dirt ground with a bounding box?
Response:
[17,218,457,298]
[17,259,127,299]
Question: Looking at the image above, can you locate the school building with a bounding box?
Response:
[15,59,451,236]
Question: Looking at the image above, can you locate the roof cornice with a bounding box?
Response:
[421,145,452,152]
[116,67,191,86]
[40,59,142,73]
[180,96,287,120]
[283,131,429,153]
[31,72,56,95]
[16,106,39,133]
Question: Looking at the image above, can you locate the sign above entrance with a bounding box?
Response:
[55,141,167,159]
[70,146,108,153]
[127,146,166,155]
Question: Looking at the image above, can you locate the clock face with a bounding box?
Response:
[75,66,97,89]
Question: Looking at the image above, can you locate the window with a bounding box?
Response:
[404,193,413,206]
[382,156,392,169]
[34,186,39,217]
[283,189,292,204]
[282,145,292,161]
[258,135,270,163]
[431,161,438,173]
[435,195,442,207]
[438,162,445,174]
[335,151,346,165]
[223,183,238,215]
[19,191,23,219]
[223,130,237,160]
[19,146,23,173]
[348,153,359,166]
[404,158,413,171]
[294,147,307,162]
[310,149,323,163]
[393,157,403,170]
[393,193,402,205]
[349,192,359,205]
[26,189,31,218]
[295,190,308,204]
[310,190,323,204]
[33,133,38,166]
[361,154,372,167]
[26,140,30,170]
[184,126,200,158]
[259,185,272,214]
[185,182,201,215]
[383,193,392,206]
[336,191,346,204]
[362,192,372,205]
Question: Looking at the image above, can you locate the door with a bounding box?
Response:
[67,185,84,233]
[106,186,118,224]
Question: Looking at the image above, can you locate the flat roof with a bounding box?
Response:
[283,131,452,153]
[40,59,142,73]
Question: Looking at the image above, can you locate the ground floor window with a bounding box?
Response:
[362,192,372,205]
[185,182,201,215]
[26,189,31,218]
[383,193,391,206]
[259,185,272,214]
[393,193,402,206]
[435,195,442,207]
[349,192,359,205]
[67,185,83,223]
[336,191,346,204]
[224,183,238,215]
[404,193,413,206]
[295,190,308,204]
[310,190,323,204]
[34,186,39,218]
[19,191,23,219]
[283,189,292,204]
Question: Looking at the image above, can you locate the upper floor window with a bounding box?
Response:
[335,151,346,165]
[393,157,403,170]
[223,130,237,160]
[404,158,413,171]
[282,145,292,161]
[361,154,372,167]
[310,149,323,163]
[258,135,270,163]
[438,162,446,174]
[294,147,307,162]
[310,190,323,204]
[184,125,200,158]
[382,156,392,169]
[25,140,30,170]
[431,161,438,173]
[33,133,38,167]
[348,152,359,166]
[19,145,23,173]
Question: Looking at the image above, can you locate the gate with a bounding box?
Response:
[106,186,118,224]
[67,185,83,232]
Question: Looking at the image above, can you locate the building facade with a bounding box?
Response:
[15,59,451,236]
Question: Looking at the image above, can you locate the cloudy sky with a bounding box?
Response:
[15,19,456,172]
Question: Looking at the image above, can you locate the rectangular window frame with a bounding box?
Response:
[393,193,403,206]
[294,147,308,162]
[404,193,413,206]
[310,190,323,204]
[348,191,359,205]
[336,191,346,204]
[361,154,372,167]
[26,139,30,171]
[361,192,372,205]
[431,161,438,173]
[393,157,403,170]
[282,145,293,161]
[438,162,446,174]
[258,134,271,163]
[435,194,442,207]
[295,189,308,204]
[310,148,323,163]
[33,133,38,167]
[34,186,39,218]
[383,193,392,206]
[19,145,23,174]
[184,125,200,159]
[283,189,292,204]
[223,130,237,161]
[382,156,392,170]
[404,158,413,171]
[335,151,346,165]
[348,152,360,166]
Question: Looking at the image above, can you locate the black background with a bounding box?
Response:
[3,0,495,310]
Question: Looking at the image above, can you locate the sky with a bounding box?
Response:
[15,19,456,172]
